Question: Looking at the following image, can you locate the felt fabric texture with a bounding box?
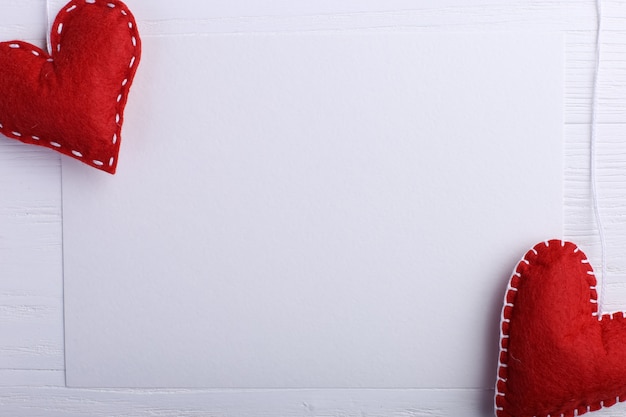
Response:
[0,0,141,174]
[496,239,626,417]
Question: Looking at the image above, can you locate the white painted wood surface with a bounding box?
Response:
[2,0,626,415]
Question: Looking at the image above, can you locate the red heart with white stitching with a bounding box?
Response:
[496,240,626,417]
[0,0,141,174]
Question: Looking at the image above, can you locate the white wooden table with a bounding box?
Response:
[1,0,624,415]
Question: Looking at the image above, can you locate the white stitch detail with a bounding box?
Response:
[531,248,538,255]
[544,240,550,247]
[9,44,19,49]
[561,240,565,247]
[40,4,140,174]
[494,241,597,417]
[587,271,595,275]
[12,132,21,137]
[0,123,3,128]
[582,259,590,264]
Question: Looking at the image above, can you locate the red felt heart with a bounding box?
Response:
[496,240,626,417]
[0,0,141,174]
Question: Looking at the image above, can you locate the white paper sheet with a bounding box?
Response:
[63,32,563,388]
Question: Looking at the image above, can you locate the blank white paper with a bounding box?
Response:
[62,32,563,388]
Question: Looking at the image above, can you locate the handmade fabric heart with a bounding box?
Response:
[0,0,141,174]
[496,239,626,417]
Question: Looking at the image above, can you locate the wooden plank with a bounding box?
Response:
[0,387,493,417]
[0,387,624,416]
[0,141,64,371]
[0,370,65,387]
[565,123,626,313]
[0,295,63,370]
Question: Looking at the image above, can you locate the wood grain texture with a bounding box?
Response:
[0,388,495,417]
[1,0,624,415]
